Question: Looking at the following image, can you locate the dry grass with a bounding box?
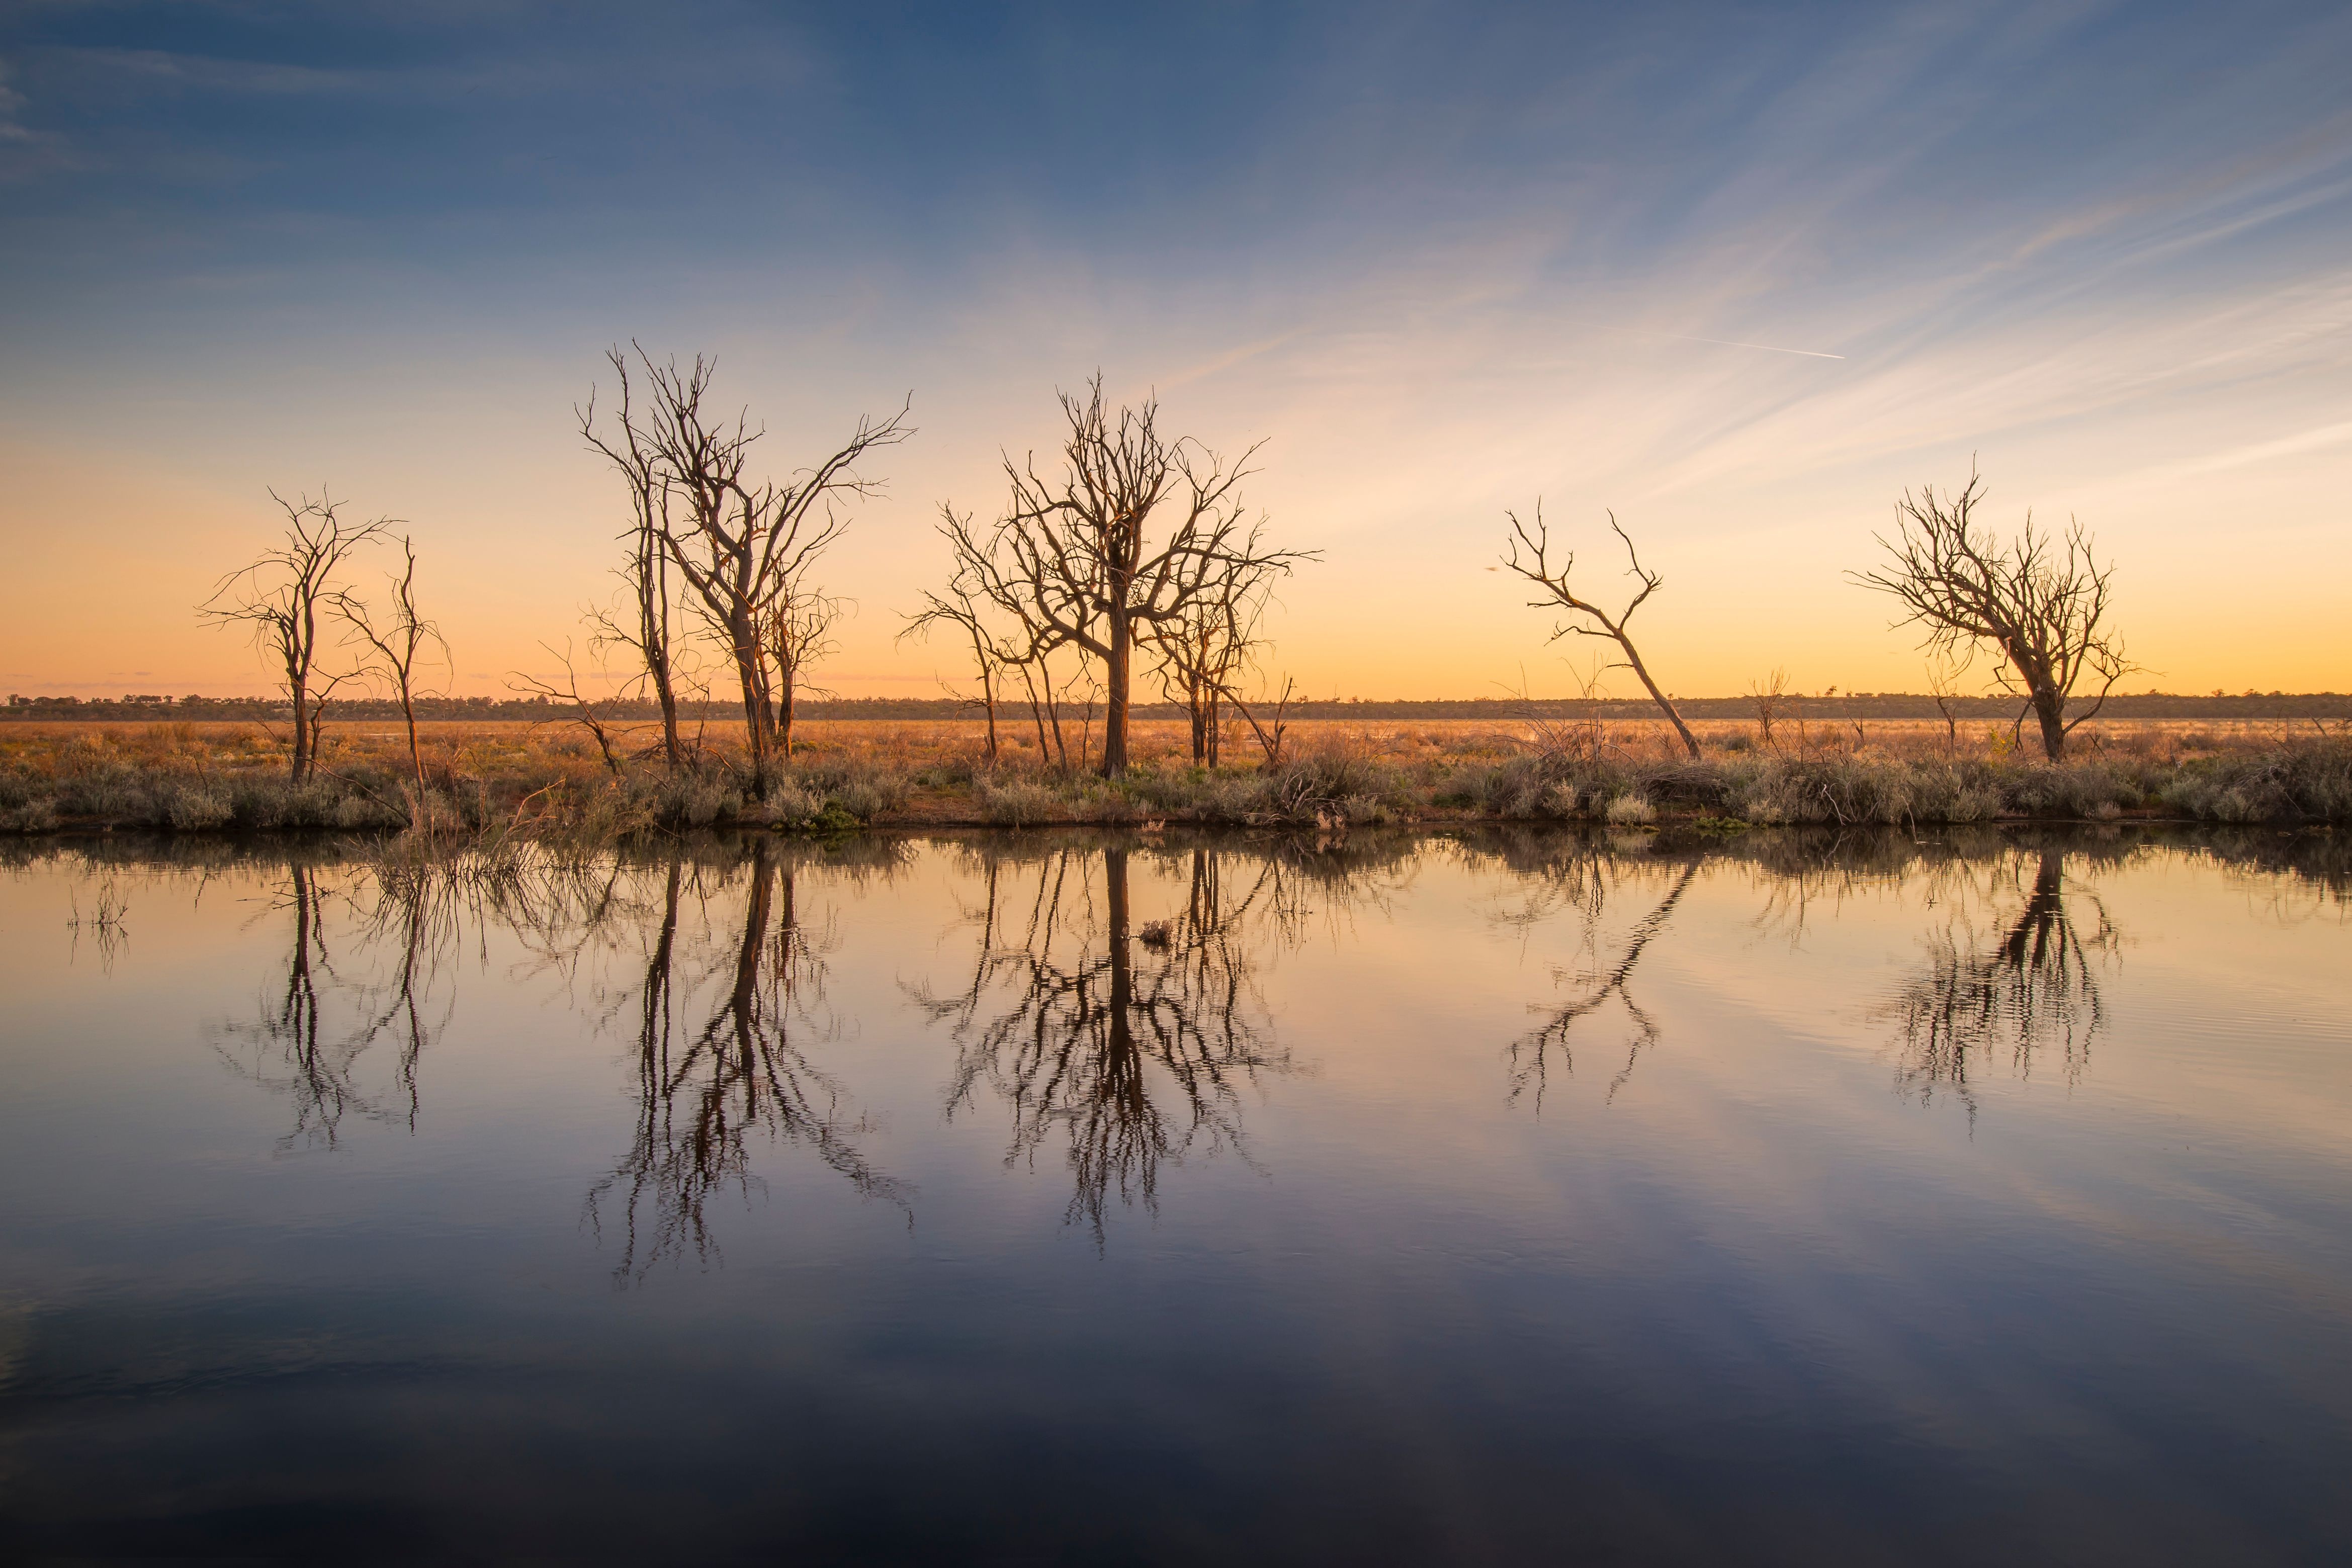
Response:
[2,714,2346,835]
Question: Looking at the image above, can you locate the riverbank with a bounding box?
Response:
[3,718,2346,835]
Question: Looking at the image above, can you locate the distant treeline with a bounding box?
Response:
[8,691,2348,723]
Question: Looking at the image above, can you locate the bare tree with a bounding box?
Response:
[761,585,844,760]
[590,348,910,773]
[902,549,1011,763]
[580,349,686,770]
[200,491,386,782]
[1223,673,1299,768]
[938,376,1313,777]
[1748,667,1790,750]
[1855,466,2133,761]
[1925,653,1964,758]
[509,642,628,776]
[1148,568,1276,767]
[334,535,449,789]
[1503,505,1700,759]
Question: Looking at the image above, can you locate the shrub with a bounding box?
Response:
[1605,793,1657,825]
[981,779,1058,827]
[165,781,235,831]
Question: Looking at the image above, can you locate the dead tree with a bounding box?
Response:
[1749,667,1790,749]
[1503,505,1700,759]
[1224,673,1299,767]
[200,490,385,782]
[761,586,844,759]
[1854,466,2133,761]
[509,642,627,776]
[1149,566,1275,766]
[580,349,686,770]
[902,549,1011,763]
[333,535,448,788]
[597,349,910,773]
[939,376,1312,777]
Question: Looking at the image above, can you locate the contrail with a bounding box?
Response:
[1648,330,1845,360]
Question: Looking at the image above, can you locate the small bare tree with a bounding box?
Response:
[334,535,449,788]
[1925,653,1964,758]
[1502,505,1699,759]
[938,376,1313,777]
[1855,466,2133,761]
[761,586,845,760]
[201,491,385,782]
[1748,668,1790,749]
[508,643,628,777]
[1148,566,1275,767]
[902,550,1012,763]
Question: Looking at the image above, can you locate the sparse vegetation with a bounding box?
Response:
[4,715,2346,837]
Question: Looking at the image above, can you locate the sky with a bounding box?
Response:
[2,0,2348,701]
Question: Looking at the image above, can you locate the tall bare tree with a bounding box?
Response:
[1855,467,2133,761]
[580,349,686,769]
[334,535,448,789]
[1502,505,1700,759]
[200,491,386,782]
[938,376,1312,777]
[588,347,911,773]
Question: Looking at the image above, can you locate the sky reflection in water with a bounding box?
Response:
[1,828,2347,1563]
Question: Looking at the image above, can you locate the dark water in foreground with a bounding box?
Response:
[1,827,2347,1564]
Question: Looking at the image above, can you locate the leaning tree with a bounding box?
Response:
[1854,466,2131,761]
[937,376,1312,777]
[1501,504,1700,759]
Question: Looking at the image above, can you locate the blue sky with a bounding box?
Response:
[4,1,2349,695]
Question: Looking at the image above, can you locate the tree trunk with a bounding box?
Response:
[1104,611,1132,777]
[2031,684,2068,761]
[400,686,421,788]
[731,609,770,768]
[652,655,680,770]
[640,543,682,770]
[289,673,311,783]
[1615,634,1700,760]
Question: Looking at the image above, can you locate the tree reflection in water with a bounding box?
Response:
[1881,845,2120,1116]
[913,840,1326,1240]
[589,839,909,1280]
[1476,835,1699,1109]
[211,856,450,1152]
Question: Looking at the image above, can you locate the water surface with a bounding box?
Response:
[2,827,2347,1563]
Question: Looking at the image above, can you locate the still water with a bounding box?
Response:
[1,827,2347,1563]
